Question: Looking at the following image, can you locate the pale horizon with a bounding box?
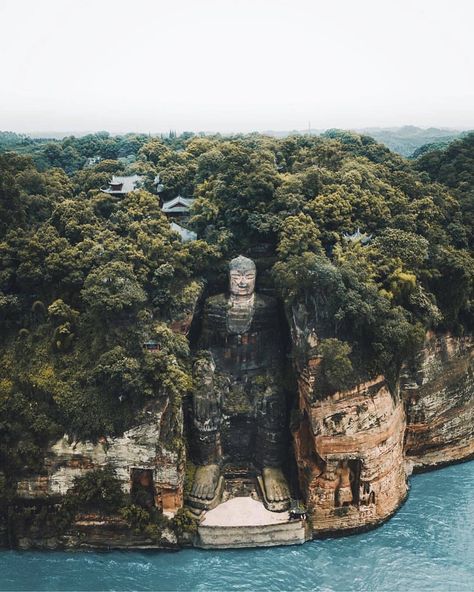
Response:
[1,0,473,134]
[4,124,473,139]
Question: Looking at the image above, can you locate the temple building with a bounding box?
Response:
[101,175,143,195]
[159,191,197,242]
[161,195,195,217]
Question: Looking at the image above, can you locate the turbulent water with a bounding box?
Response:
[1,462,473,592]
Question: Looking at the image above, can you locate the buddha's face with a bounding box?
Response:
[229,267,256,297]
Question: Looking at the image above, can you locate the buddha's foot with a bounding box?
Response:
[187,464,224,510]
[260,467,290,512]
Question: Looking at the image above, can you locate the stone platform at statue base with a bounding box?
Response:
[195,497,309,549]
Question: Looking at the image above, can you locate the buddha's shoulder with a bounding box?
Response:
[204,293,229,312]
[204,293,276,309]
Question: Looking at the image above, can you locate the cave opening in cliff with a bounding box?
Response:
[348,459,362,505]
[335,459,362,507]
[130,468,155,509]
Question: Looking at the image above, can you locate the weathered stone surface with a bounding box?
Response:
[402,333,474,470]
[16,399,184,514]
[293,371,407,535]
[288,302,408,535]
[16,514,178,550]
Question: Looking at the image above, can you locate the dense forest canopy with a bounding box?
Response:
[0,130,473,482]
[415,132,474,246]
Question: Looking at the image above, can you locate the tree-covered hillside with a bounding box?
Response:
[0,131,472,481]
[415,132,474,246]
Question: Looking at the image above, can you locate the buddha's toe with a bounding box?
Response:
[280,483,290,501]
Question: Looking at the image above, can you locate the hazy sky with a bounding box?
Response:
[1,0,473,134]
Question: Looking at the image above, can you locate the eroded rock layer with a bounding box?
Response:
[293,364,407,535]
[402,333,474,470]
[16,399,184,514]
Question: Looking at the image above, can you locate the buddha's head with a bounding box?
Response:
[229,255,256,297]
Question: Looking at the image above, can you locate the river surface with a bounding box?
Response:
[1,462,473,592]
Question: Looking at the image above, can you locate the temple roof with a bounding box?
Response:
[342,228,372,245]
[101,175,143,195]
[162,195,195,213]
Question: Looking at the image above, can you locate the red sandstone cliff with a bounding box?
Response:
[293,365,407,535]
[402,333,474,470]
[290,307,473,536]
[289,304,408,535]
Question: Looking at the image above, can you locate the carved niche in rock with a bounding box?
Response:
[187,255,291,512]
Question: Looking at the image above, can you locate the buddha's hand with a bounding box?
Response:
[193,389,221,428]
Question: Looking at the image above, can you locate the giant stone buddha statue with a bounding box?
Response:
[188,255,290,512]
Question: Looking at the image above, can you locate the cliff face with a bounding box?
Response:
[289,304,408,535]
[290,303,473,535]
[402,333,474,470]
[5,294,206,550]
[5,301,473,548]
[293,365,407,535]
[9,398,185,550]
[16,398,184,514]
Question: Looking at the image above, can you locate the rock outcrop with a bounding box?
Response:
[15,515,179,551]
[293,366,407,535]
[289,303,408,535]
[402,333,474,470]
[16,398,184,515]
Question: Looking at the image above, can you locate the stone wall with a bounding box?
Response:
[402,333,474,470]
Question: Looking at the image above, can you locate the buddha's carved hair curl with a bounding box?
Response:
[229,255,256,272]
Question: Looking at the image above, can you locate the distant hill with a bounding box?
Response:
[262,126,470,157]
[357,126,469,157]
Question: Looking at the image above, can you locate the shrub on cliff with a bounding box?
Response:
[318,338,354,392]
[67,467,125,515]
